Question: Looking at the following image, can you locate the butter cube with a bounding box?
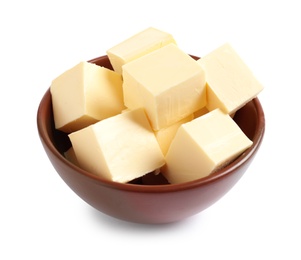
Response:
[68,108,165,183]
[64,147,79,166]
[154,114,193,155]
[123,43,206,130]
[50,61,125,133]
[106,27,176,74]
[161,109,253,184]
[197,43,263,114]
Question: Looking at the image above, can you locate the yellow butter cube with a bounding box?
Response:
[162,109,253,184]
[106,27,176,74]
[50,61,125,133]
[197,43,263,114]
[64,147,79,166]
[68,108,165,183]
[123,43,206,130]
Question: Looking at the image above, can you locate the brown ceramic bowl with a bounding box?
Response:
[37,55,265,224]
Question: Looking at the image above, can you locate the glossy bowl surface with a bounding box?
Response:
[37,55,265,224]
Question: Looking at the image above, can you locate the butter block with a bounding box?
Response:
[197,43,263,114]
[161,109,253,184]
[50,61,125,133]
[154,114,193,155]
[68,108,165,183]
[64,147,79,166]
[106,27,176,74]
[123,43,206,130]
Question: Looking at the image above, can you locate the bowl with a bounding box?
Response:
[37,55,265,224]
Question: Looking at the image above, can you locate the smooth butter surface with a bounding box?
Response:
[106,27,176,74]
[162,109,253,184]
[50,61,125,133]
[197,43,263,114]
[68,108,165,183]
[122,43,206,131]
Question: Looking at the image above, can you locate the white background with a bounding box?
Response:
[1,0,300,259]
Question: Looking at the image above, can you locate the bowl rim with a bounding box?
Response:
[37,55,265,194]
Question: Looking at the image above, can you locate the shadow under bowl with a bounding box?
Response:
[37,55,265,224]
